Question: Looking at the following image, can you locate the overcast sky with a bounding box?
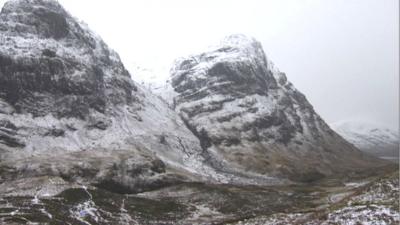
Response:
[1,0,399,130]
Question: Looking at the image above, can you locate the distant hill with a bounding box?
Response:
[331,121,399,162]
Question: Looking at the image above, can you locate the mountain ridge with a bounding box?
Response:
[170,34,383,181]
[0,0,387,193]
[331,120,399,161]
[0,0,230,195]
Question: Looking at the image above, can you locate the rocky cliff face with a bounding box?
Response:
[0,0,384,193]
[0,0,135,118]
[0,0,227,194]
[171,34,379,181]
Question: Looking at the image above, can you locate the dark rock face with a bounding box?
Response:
[0,119,24,147]
[0,0,209,195]
[0,0,135,119]
[44,128,65,137]
[0,149,180,194]
[171,34,380,180]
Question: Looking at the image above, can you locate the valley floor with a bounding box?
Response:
[0,165,398,225]
[229,169,399,225]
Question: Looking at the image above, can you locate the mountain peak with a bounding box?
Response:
[2,0,63,12]
[0,0,218,195]
[208,34,268,63]
[219,34,259,48]
[0,0,135,119]
[1,0,71,40]
[170,35,381,181]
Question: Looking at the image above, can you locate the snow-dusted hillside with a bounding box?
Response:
[170,34,381,181]
[331,121,399,161]
[0,0,231,194]
[0,0,386,190]
[126,62,177,106]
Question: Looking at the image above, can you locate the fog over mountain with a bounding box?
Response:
[331,120,399,162]
[0,0,396,130]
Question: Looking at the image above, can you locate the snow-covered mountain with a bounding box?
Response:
[169,34,381,181]
[0,0,386,192]
[0,0,231,194]
[331,121,399,161]
[126,62,178,106]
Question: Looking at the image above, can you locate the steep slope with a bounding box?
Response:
[331,121,399,161]
[171,34,380,181]
[0,0,226,194]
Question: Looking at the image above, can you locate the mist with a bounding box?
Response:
[1,0,398,130]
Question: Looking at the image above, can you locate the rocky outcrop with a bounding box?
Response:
[0,149,185,194]
[0,0,222,193]
[171,34,381,181]
[0,0,135,119]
